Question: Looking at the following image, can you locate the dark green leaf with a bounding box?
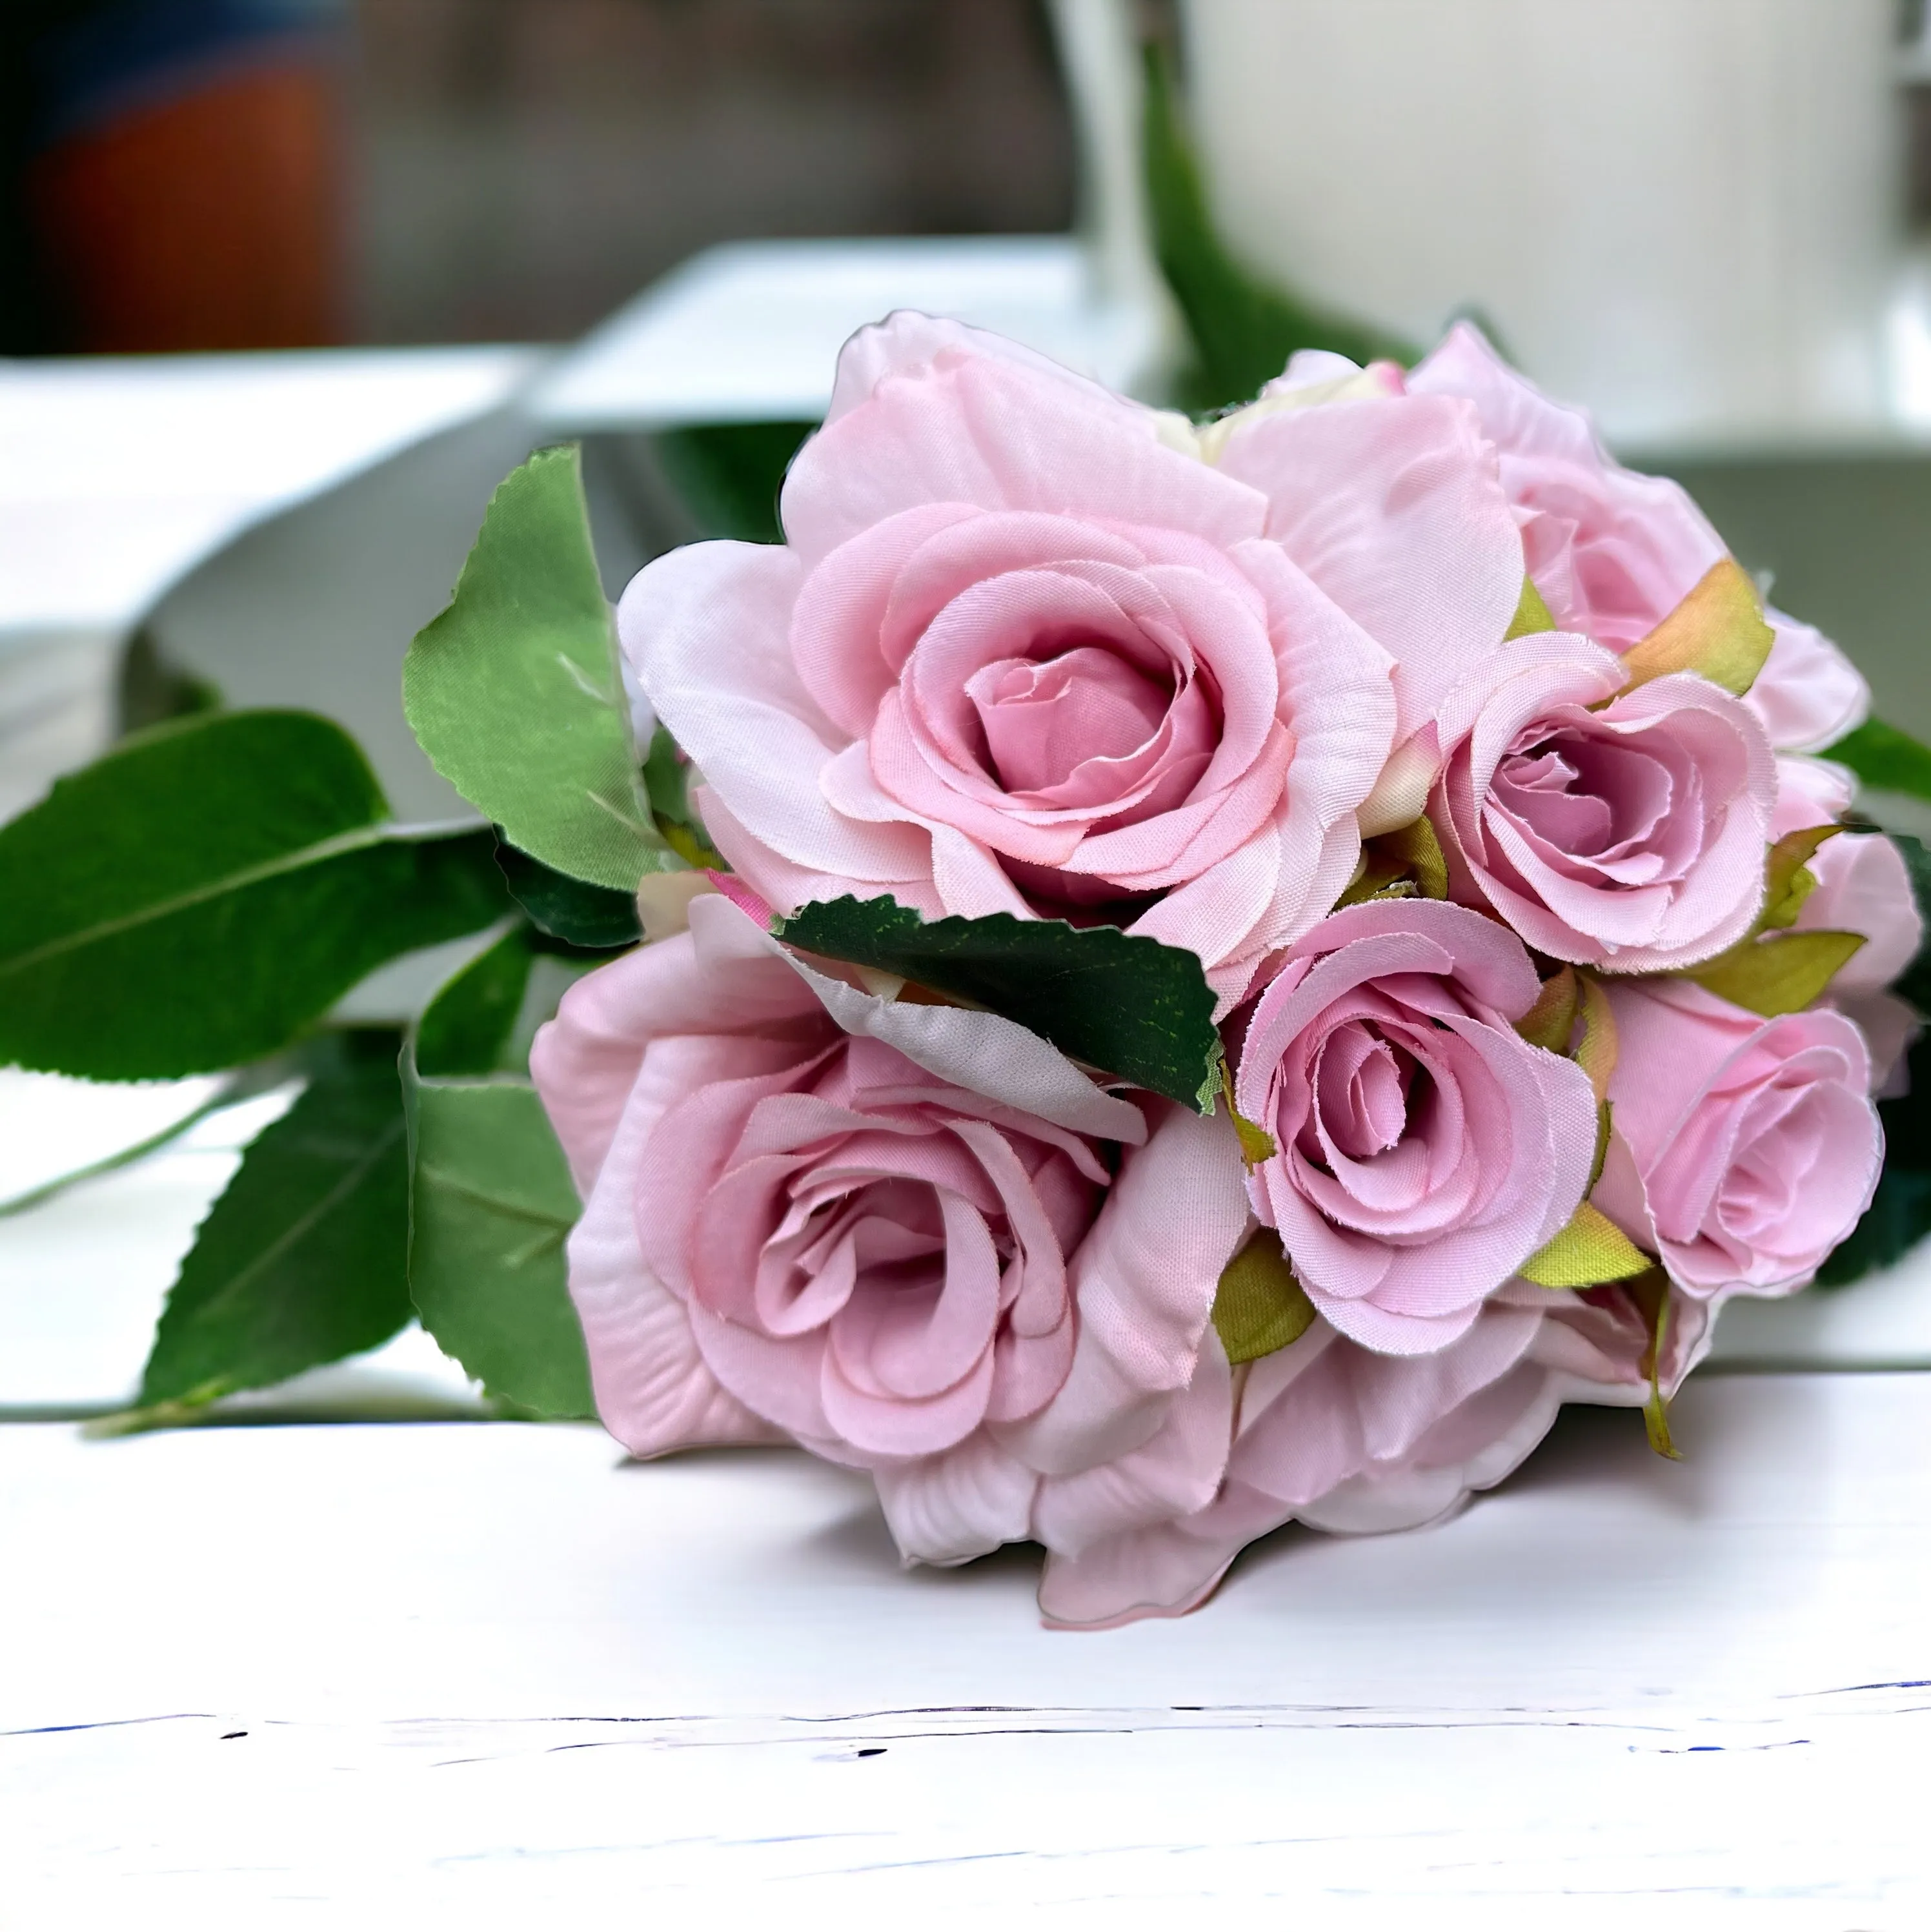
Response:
[403,945,593,1414]
[1885,829,1931,1017]
[416,925,535,1076]
[651,420,815,544]
[1817,1031,1931,1285]
[403,445,671,893]
[495,840,642,950]
[1142,44,1418,414]
[1825,717,1931,805]
[0,709,510,1079]
[136,1029,414,1410]
[771,894,1222,1111]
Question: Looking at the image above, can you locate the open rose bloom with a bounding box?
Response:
[532,313,1924,1627]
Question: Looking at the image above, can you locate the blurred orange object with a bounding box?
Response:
[28,57,342,353]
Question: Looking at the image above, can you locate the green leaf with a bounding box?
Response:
[1211,1227,1316,1365]
[771,894,1223,1112]
[651,421,816,544]
[494,840,642,950]
[402,950,594,1416]
[1142,43,1418,414]
[1886,829,1931,1016]
[403,445,670,893]
[1825,717,1931,804]
[416,924,535,1076]
[1817,1030,1931,1285]
[0,709,511,1079]
[136,1029,414,1412]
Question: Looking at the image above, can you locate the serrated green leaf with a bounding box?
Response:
[494,840,642,950]
[1211,1227,1315,1365]
[1825,716,1931,804]
[403,445,670,893]
[135,1029,415,1412]
[403,948,594,1416]
[0,709,509,1079]
[1141,44,1417,414]
[771,894,1222,1112]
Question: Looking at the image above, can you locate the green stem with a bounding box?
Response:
[0,1084,242,1219]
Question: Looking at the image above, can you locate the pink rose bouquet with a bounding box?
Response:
[524,313,1924,1627]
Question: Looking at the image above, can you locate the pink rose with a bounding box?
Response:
[531,893,1251,1564]
[1038,1281,1705,1629]
[1594,979,1881,1297]
[620,313,1477,1008]
[1233,899,1597,1354]
[1433,634,1775,970]
[1410,322,1870,753]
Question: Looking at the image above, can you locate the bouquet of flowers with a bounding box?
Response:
[7,300,1930,1629]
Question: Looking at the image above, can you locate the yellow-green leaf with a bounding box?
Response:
[1686,928,1865,1017]
[1505,576,1557,641]
[1615,558,1774,697]
[1211,1227,1316,1365]
[1574,971,1619,1104]
[1339,813,1450,910]
[1516,964,1579,1055]
[1519,1201,1652,1289]
[1219,1063,1277,1168]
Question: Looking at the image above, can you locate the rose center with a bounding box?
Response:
[1495,728,1675,864]
[964,642,1169,797]
[1306,1022,1415,1164]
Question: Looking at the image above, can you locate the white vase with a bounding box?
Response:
[1180,0,1902,445]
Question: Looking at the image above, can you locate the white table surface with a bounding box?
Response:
[3,1374,1928,1927]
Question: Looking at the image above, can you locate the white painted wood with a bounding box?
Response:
[3,1378,1928,1923]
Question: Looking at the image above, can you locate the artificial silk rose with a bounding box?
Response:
[1433,634,1776,970]
[620,313,1465,1008]
[1593,979,1881,1297]
[1036,1279,1708,1629]
[1234,899,1598,1354]
[1410,323,1870,752]
[530,892,1250,1562]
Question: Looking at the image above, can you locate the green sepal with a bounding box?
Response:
[131,1029,416,1417]
[403,445,671,893]
[1683,928,1865,1017]
[1760,824,1839,930]
[1518,1201,1650,1289]
[1218,1061,1276,1168]
[1627,1266,1683,1461]
[0,709,509,1079]
[771,894,1222,1113]
[1211,1226,1316,1365]
[1504,577,1557,641]
[1614,558,1774,698]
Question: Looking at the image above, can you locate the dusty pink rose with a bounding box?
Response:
[1410,322,1870,753]
[1038,1280,1709,1629]
[619,312,1532,1008]
[1594,979,1881,1297]
[1234,899,1597,1354]
[1433,633,1776,970]
[530,893,1251,1565]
